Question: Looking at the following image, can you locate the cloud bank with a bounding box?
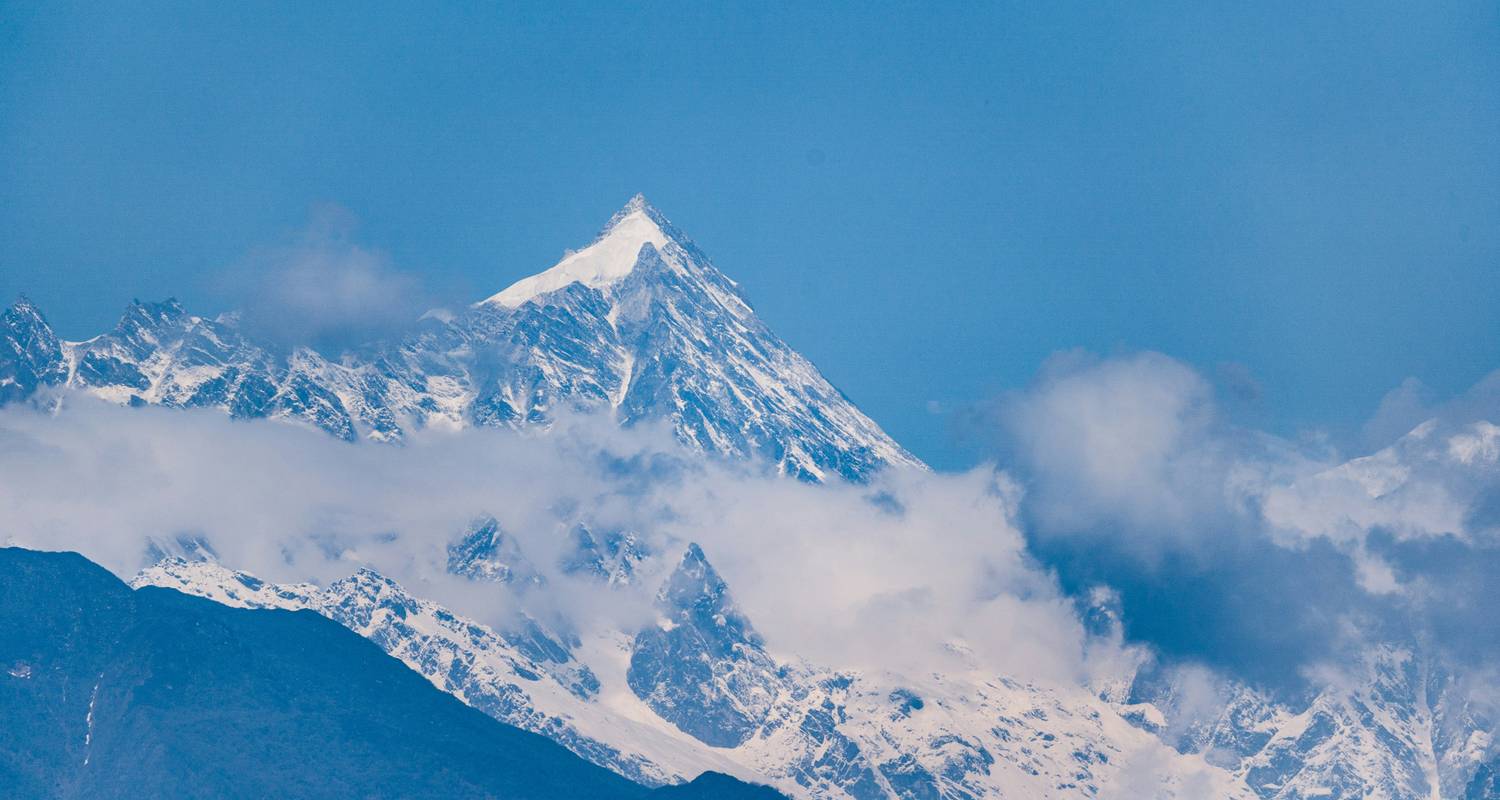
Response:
[0,394,1111,686]
[7,349,1499,709]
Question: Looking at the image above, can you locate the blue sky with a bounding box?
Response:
[2,1,1497,469]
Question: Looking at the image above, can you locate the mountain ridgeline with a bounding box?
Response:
[0,196,919,483]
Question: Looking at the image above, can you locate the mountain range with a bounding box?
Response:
[4,196,1499,798]
[1,195,917,483]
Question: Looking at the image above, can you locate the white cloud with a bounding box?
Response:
[1099,741,1224,800]
[0,394,1112,685]
[994,350,1307,550]
[213,204,434,350]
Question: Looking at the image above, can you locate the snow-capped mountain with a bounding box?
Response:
[13,195,1500,797]
[0,196,919,482]
[1126,641,1500,800]
[134,542,1243,800]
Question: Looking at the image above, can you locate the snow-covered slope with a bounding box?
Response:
[134,543,1243,800]
[1262,416,1500,552]
[0,196,920,482]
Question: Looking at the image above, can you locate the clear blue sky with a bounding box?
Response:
[2,1,1496,469]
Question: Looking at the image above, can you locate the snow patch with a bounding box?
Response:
[483,198,669,308]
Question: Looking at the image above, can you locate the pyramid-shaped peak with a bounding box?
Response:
[679,542,712,572]
[657,542,763,648]
[659,544,731,613]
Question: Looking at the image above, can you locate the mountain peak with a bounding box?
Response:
[482,195,673,309]
[607,193,672,231]
[620,192,651,215]
[118,298,187,331]
[5,295,45,323]
[1,295,67,403]
[657,543,760,646]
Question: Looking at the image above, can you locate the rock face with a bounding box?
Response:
[0,299,67,404]
[0,546,790,800]
[628,544,784,748]
[0,196,920,483]
[1471,758,1500,799]
[447,517,548,586]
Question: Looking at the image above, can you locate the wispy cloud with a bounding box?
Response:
[212,204,437,352]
